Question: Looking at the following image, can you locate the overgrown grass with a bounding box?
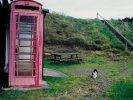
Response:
[107,80,133,100]
[45,13,126,51]
[111,19,133,42]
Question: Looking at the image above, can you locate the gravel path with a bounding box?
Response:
[71,69,106,77]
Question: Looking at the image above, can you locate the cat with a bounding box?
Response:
[92,69,98,79]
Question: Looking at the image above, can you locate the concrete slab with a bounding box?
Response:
[43,68,68,78]
[3,81,49,91]
[2,68,68,91]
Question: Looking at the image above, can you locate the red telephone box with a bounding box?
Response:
[9,0,44,87]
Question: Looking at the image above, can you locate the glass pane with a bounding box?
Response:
[19,24,35,31]
[15,15,37,77]
[17,55,34,60]
[20,32,32,38]
[19,47,33,52]
[18,62,33,67]
[18,69,32,76]
[19,40,32,46]
[15,62,35,76]
[17,32,36,38]
[20,16,35,23]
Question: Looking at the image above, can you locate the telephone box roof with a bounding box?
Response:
[11,0,42,6]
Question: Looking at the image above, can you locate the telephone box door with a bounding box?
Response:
[9,12,42,87]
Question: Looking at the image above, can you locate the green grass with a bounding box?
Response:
[107,80,133,100]
[86,55,108,65]
[43,76,65,95]
[43,59,89,96]
[0,52,133,100]
[0,90,22,100]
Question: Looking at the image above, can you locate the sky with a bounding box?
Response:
[8,0,133,19]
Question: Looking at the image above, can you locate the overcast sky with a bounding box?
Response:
[23,0,133,19]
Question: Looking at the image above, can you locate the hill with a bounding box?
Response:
[110,19,133,43]
[44,13,132,52]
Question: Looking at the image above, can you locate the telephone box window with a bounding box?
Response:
[15,15,37,76]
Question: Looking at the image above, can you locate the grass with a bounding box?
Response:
[45,13,126,51]
[0,51,133,100]
[43,59,89,96]
[109,80,133,100]
[111,19,133,42]
[43,76,65,95]
[86,55,108,65]
[43,52,133,99]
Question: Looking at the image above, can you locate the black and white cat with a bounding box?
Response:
[92,69,98,79]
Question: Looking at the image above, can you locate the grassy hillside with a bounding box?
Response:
[110,19,133,43]
[44,13,128,52]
